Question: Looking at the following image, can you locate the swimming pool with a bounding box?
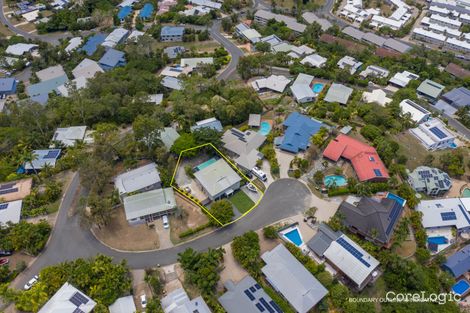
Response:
[283,228,303,247]
[386,192,406,207]
[463,188,470,198]
[324,175,347,187]
[194,158,217,171]
[427,236,448,245]
[259,121,272,136]
[452,279,470,296]
[312,83,324,93]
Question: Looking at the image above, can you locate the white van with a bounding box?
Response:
[251,167,267,181]
[162,215,169,229]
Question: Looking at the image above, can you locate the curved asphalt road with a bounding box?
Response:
[13,174,312,288]
[212,20,244,81]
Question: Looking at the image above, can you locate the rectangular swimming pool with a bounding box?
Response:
[427,236,448,245]
[452,279,470,296]
[194,158,217,171]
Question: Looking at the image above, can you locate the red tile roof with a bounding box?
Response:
[323,134,390,182]
[445,63,470,79]
[375,47,401,59]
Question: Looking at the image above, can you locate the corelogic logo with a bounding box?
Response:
[349,292,461,305]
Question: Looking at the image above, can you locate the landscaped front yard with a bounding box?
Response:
[229,190,255,214]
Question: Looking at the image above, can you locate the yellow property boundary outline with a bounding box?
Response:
[170,143,264,227]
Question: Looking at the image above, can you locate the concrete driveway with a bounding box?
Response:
[275,149,295,179]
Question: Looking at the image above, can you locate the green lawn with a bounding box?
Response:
[229,191,255,214]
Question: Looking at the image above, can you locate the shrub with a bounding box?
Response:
[263,226,278,239]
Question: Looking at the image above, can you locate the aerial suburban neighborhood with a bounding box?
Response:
[1,0,470,312]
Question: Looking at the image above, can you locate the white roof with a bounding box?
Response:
[72,58,104,79]
[52,126,87,146]
[161,288,211,313]
[290,45,315,56]
[241,28,261,42]
[389,70,419,87]
[57,76,88,97]
[161,66,192,77]
[22,10,39,22]
[189,0,222,9]
[430,14,462,27]
[36,65,66,82]
[0,199,22,225]
[399,99,430,123]
[324,235,379,286]
[447,37,470,51]
[261,244,328,313]
[114,163,161,195]
[118,0,138,7]
[251,75,291,93]
[65,37,83,53]
[300,54,327,67]
[123,187,176,220]
[38,282,96,313]
[290,84,315,101]
[371,15,404,29]
[194,158,242,198]
[109,296,136,313]
[102,28,129,47]
[410,118,455,146]
[428,23,461,37]
[6,43,38,56]
[413,27,447,42]
[180,57,214,68]
[362,89,392,106]
[293,73,314,85]
[128,30,144,41]
[416,198,470,230]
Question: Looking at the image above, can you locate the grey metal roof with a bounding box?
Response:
[161,76,183,90]
[38,282,96,313]
[161,288,211,313]
[301,12,332,30]
[248,114,261,127]
[338,196,402,245]
[123,187,176,220]
[442,87,470,108]
[163,46,186,59]
[417,79,445,99]
[324,83,353,105]
[36,65,66,82]
[114,163,161,195]
[194,158,241,198]
[255,10,306,33]
[159,127,180,150]
[222,128,266,170]
[190,117,223,132]
[24,149,61,170]
[307,223,342,257]
[219,276,281,313]
[109,296,136,313]
[408,166,451,194]
[0,199,22,225]
[342,26,365,41]
[363,32,386,46]
[261,244,328,313]
[384,38,411,53]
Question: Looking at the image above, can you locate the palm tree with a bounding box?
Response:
[18,148,40,181]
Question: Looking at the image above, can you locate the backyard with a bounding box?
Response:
[228,191,255,214]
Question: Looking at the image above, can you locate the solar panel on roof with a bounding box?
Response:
[259,298,275,313]
[70,292,89,306]
[458,205,470,225]
[73,308,84,313]
[0,183,15,190]
[269,301,283,313]
[44,150,60,159]
[0,188,18,195]
[386,201,402,235]
[337,237,370,267]
[256,303,265,312]
[255,283,261,290]
[438,181,445,188]
[0,203,8,210]
[244,289,255,301]
[373,169,382,177]
[429,126,447,139]
[441,212,457,221]
[250,286,256,293]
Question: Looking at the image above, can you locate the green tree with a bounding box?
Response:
[231,231,262,277]
[208,199,234,225]
[170,133,197,156]
[263,226,278,239]
[133,115,164,155]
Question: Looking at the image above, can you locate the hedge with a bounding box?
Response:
[178,222,212,239]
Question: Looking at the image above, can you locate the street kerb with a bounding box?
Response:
[170,143,264,227]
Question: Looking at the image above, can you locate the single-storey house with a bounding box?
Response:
[219,276,282,313]
[161,288,211,313]
[163,46,186,59]
[417,79,445,101]
[324,83,353,105]
[337,195,404,246]
[409,118,456,150]
[222,128,266,170]
[190,117,223,132]
[337,55,363,74]
[102,28,130,48]
[0,78,17,96]
[65,37,83,53]
[388,71,419,88]
[161,76,183,90]
[416,198,470,235]
[159,127,180,150]
[72,58,104,79]
[323,134,389,182]
[24,149,61,171]
[6,43,38,56]
[290,73,315,103]
[362,89,392,106]
[35,65,66,81]
[441,87,470,108]
[261,244,328,313]
[0,199,22,226]
[300,54,327,68]
[108,296,136,313]
[251,75,291,93]
[399,99,431,124]
[115,163,162,197]
[123,187,176,225]
[27,74,68,104]
[443,244,470,278]
[79,33,106,56]
[98,49,126,71]
[0,178,32,202]
[180,57,214,69]
[194,158,242,201]
[278,112,324,153]
[51,126,88,147]
[38,282,96,313]
[408,166,452,196]
[160,26,185,42]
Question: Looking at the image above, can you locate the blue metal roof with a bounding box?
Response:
[139,3,154,18]
[443,244,470,277]
[79,33,106,56]
[161,26,184,36]
[442,87,470,108]
[26,75,68,105]
[98,49,126,68]
[279,112,323,153]
[0,78,17,93]
[118,5,132,20]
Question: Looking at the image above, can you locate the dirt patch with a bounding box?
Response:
[5,253,34,270]
[93,207,159,251]
[170,194,211,244]
[218,243,249,291]
[131,269,152,311]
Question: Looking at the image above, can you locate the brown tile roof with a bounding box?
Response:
[375,47,401,58]
[320,34,367,53]
[445,63,470,79]
[0,178,33,202]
